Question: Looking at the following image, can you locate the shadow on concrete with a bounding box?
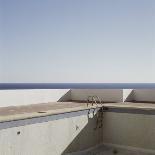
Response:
[124,90,135,102]
[58,90,71,102]
[61,110,103,155]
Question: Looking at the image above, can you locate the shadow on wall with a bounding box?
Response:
[124,90,135,102]
[124,89,155,103]
[62,110,103,155]
[58,90,71,102]
[132,89,155,103]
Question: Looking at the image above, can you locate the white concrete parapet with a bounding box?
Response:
[132,89,155,102]
[1,89,155,107]
[0,89,70,107]
[71,89,123,102]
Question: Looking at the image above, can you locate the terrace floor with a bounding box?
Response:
[0,101,155,122]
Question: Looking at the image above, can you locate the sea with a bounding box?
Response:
[1,83,155,89]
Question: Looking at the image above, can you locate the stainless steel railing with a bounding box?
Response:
[87,95,103,106]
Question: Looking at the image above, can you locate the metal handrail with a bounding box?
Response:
[87,95,103,106]
[87,96,106,130]
[87,96,93,106]
[92,96,103,105]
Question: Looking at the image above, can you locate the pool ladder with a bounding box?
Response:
[87,95,103,107]
[87,95,105,130]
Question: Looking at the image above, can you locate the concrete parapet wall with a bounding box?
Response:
[132,89,155,102]
[123,89,155,102]
[71,89,123,102]
[0,89,124,107]
[123,89,134,102]
[0,89,71,107]
[1,89,155,107]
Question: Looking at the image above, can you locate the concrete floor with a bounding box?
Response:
[66,144,155,155]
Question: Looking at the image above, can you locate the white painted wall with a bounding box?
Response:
[0,114,102,155]
[71,89,123,102]
[103,112,155,150]
[120,89,155,102]
[1,89,155,108]
[0,89,124,107]
[0,89,70,107]
[132,89,155,102]
[123,89,134,102]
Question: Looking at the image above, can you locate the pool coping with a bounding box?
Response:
[0,102,155,123]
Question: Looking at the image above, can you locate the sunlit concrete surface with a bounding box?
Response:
[0,102,101,123]
[1,102,155,122]
[1,89,155,107]
[0,103,102,155]
[0,89,155,154]
[0,89,71,107]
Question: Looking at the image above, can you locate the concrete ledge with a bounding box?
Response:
[0,102,102,123]
[0,102,155,123]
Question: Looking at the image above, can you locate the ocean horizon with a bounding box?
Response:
[1,83,155,89]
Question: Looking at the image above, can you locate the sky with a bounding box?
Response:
[0,0,155,83]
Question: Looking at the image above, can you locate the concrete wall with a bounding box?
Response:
[71,89,123,102]
[0,112,102,155]
[1,89,155,108]
[0,89,124,107]
[102,112,155,150]
[123,89,134,102]
[132,89,155,102]
[0,89,70,107]
[122,89,155,102]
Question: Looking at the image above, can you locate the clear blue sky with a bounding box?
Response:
[0,0,155,83]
